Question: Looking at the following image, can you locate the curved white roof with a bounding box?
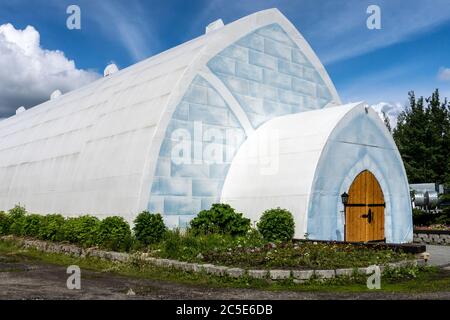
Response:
[0,8,342,223]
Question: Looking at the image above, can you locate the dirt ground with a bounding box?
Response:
[0,254,449,300]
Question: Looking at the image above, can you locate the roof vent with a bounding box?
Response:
[16,106,26,115]
[205,19,224,34]
[50,90,62,100]
[104,64,119,77]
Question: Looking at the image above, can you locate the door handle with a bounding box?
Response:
[360,209,373,224]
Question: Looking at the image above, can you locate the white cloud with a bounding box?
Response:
[0,23,100,118]
[437,67,450,81]
[370,102,406,129]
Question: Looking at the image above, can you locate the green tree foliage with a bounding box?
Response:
[133,211,167,245]
[96,216,132,252]
[0,211,10,235]
[393,89,450,184]
[257,208,295,242]
[38,214,66,241]
[190,203,251,236]
[8,205,27,236]
[60,215,100,247]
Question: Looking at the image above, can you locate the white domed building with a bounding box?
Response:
[0,9,413,243]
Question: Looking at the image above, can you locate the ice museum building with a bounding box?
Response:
[0,9,413,243]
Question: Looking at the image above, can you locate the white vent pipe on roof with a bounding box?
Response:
[206,19,224,34]
[104,64,119,77]
[16,106,26,115]
[50,90,62,100]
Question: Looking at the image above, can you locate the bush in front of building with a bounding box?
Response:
[38,214,66,241]
[0,211,10,235]
[413,208,450,227]
[21,214,45,237]
[96,216,133,252]
[133,211,167,246]
[7,205,27,236]
[60,215,100,247]
[189,203,251,236]
[257,207,295,242]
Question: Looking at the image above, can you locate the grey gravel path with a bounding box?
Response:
[426,245,450,268]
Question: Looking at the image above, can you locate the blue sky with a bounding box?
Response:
[1,0,450,119]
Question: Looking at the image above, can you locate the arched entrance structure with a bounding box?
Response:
[345,170,385,242]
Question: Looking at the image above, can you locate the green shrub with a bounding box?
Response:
[0,211,10,235]
[61,216,100,247]
[133,211,166,245]
[157,230,233,261]
[434,209,450,225]
[160,229,184,258]
[189,203,251,236]
[8,205,27,218]
[413,208,450,226]
[38,214,65,241]
[8,205,27,236]
[412,208,430,226]
[96,216,132,252]
[257,207,295,242]
[21,214,44,237]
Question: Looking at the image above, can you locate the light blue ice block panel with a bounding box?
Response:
[151,177,192,197]
[163,196,201,215]
[201,197,219,211]
[154,157,171,177]
[149,75,246,225]
[307,113,413,243]
[192,179,223,197]
[208,23,333,129]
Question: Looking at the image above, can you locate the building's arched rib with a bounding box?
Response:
[198,70,254,136]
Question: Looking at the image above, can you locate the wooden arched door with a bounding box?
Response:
[345,170,385,242]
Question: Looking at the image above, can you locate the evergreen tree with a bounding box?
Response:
[393,89,450,185]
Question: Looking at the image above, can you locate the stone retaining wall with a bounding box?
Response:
[1,236,426,282]
[413,231,450,245]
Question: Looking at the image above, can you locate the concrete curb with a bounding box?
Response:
[414,231,450,245]
[1,236,426,282]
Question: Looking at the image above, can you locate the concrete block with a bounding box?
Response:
[171,261,184,270]
[109,252,129,262]
[154,259,168,267]
[248,270,268,279]
[387,262,400,269]
[227,268,245,278]
[269,270,291,280]
[292,270,314,280]
[315,269,335,279]
[205,265,228,276]
[357,267,369,274]
[191,263,204,272]
[143,257,157,264]
[335,268,353,277]
[201,264,215,273]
